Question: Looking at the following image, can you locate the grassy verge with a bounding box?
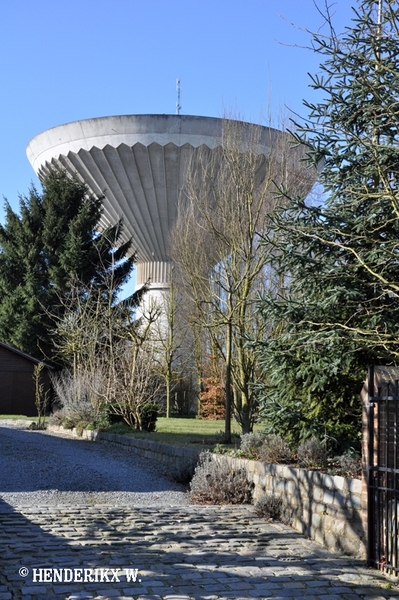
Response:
[104,416,262,449]
[0,415,47,421]
[0,414,262,450]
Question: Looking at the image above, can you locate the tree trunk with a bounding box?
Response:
[224,320,232,444]
[240,399,251,434]
[166,361,172,418]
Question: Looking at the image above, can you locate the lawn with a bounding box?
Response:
[0,414,263,450]
[0,415,44,420]
[106,416,263,449]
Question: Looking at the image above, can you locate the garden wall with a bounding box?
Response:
[48,425,365,558]
[215,454,365,558]
[48,425,201,471]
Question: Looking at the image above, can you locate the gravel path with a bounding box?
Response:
[0,425,189,507]
[1,425,398,600]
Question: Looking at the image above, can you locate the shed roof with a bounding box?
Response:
[0,341,54,369]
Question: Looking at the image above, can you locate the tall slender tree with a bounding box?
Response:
[0,170,135,360]
[172,118,311,435]
[256,0,399,447]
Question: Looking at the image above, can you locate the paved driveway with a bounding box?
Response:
[0,426,398,600]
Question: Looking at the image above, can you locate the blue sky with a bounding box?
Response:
[0,0,356,224]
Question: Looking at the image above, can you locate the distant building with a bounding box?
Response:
[0,342,52,416]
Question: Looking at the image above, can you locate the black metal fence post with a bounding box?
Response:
[367,364,375,566]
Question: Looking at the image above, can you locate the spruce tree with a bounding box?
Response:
[256,0,399,447]
[0,171,135,360]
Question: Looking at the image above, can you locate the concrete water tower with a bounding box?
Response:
[26,114,293,306]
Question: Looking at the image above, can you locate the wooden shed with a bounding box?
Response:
[0,342,53,417]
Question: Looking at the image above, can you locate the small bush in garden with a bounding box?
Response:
[297,437,327,468]
[240,432,268,459]
[61,417,75,430]
[213,443,228,454]
[258,434,293,464]
[199,374,226,420]
[107,410,125,425]
[214,444,245,457]
[75,421,90,437]
[334,448,362,478]
[49,408,66,427]
[254,494,283,520]
[103,421,132,434]
[139,403,158,431]
[190,451,253,504]
[50,369,101,427]
[27,421,46,431]
[87,413,111,430]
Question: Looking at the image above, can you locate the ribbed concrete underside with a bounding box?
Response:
[26,115,280,268]
[38,141,210,264]
[27,115,294,287]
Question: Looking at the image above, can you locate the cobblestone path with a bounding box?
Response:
[1,503,399,600]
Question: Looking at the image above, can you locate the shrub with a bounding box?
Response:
[258,434,293,464]
[239,433,292,463]
[190,451,253,504]
[332,448,362,478]
[240,432,268,458]
[107,409,125,425]
[50,369,101,427]
[199,374,225,420]
[48,408,66,427]
[254,494,283,520]
[27,421,46,431]
[139,403,158,432]
[87,413,111,430]
[102,421,132,434]
[61,417,75,430]
[297,437,327,468]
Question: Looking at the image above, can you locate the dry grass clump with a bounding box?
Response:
[50,369,101,429]
[240,432,268,458]
[190,451,253,504]
[254,494,283,520]
[240,432,292,463]
[258,434,293,464]
[333,449,362,478]
[297,437,327,468]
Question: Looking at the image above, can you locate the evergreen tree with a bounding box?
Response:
[256,0,399,448]
[0,170,135,360]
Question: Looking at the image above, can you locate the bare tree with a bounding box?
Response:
[49,225,159,429]
[108,305,163,429]
[171,117,313,435]
[51,285,162,430]
[148,267,197,418]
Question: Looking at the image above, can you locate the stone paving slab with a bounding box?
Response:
[0,503,398,600]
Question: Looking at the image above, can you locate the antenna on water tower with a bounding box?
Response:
[378,0,382,25]
[176,77,181,115]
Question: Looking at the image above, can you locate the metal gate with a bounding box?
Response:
[368,365,399,573]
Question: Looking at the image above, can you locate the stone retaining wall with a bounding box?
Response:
[213,454,365,558]
[47,424,201,472]
[47,424,365,557]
